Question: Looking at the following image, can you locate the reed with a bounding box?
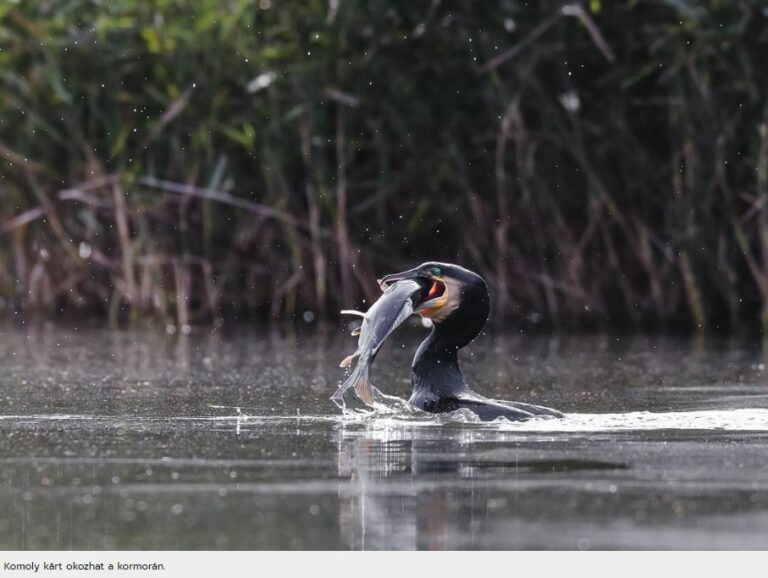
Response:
[1,1,767,332]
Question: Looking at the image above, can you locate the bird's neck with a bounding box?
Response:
[410,277,490,404]
[411,333,467,401]
[410,323,473,401]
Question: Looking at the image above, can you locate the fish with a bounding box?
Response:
[332,279,423,407]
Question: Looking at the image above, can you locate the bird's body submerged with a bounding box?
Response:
[407,322,562,420]
[334,262,562,421]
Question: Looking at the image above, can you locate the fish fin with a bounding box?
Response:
[340,309,366,318]
[350,327,362,336]
[331,361,374,406]
[339,352,358,368]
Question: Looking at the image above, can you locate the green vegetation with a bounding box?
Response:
[1,1,767,331]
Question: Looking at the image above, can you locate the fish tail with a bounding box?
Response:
[332,360,374,406]
[350,362,374,405]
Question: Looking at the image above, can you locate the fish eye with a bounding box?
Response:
[431,267,442,277]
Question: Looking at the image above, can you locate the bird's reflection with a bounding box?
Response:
[335,425,481,550]
[333,421,629,550]
[337,436,417,550]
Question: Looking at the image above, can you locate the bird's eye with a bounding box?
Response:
[431,267,442,277]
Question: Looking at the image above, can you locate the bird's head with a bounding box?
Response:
[378,262,489,331]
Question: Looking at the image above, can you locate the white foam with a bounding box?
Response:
[332,406,768,432]
[2,408,767,433]
[491,408,768,432]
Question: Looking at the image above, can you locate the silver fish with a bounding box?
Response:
[332,279,423,406]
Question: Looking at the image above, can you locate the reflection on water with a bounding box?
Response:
[331,408,768,550]
[1,326,768,549]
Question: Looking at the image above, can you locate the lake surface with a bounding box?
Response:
[1,325,768,550]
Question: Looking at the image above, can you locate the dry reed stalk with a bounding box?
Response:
[299,117,328,320]
[173,260,191,329]
[679,251,706,331]
[112,182,137,306]
[494,100,518,319]
[335,107,353,310]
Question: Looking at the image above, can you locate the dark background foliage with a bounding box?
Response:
[1,0,767,331]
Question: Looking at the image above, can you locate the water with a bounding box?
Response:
[1,325,768,549]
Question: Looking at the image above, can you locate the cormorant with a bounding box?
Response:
[336,261,562,421]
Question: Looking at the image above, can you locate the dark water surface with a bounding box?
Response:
[1,325,768,550]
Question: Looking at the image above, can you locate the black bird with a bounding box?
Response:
[337,261,562,421]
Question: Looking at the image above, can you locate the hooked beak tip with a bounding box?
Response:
[378,274,401,290]
[378,269,420,291]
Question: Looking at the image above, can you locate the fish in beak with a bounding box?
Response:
[378,263,458,322]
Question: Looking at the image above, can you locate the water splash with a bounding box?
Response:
[2,407,767,433]
[326,393,768,432]
[202,404,768,434]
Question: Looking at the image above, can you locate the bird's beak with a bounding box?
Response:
[378,266,450,319]
[377,266,425,291]
[378,267,461,321]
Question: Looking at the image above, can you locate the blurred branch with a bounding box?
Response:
[480,12,561,73]
[138,177,305,230]
[481,3,614,74]
[561,4,615,62]
[1,207,47,233]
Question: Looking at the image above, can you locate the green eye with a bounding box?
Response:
[431,267,442,277]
